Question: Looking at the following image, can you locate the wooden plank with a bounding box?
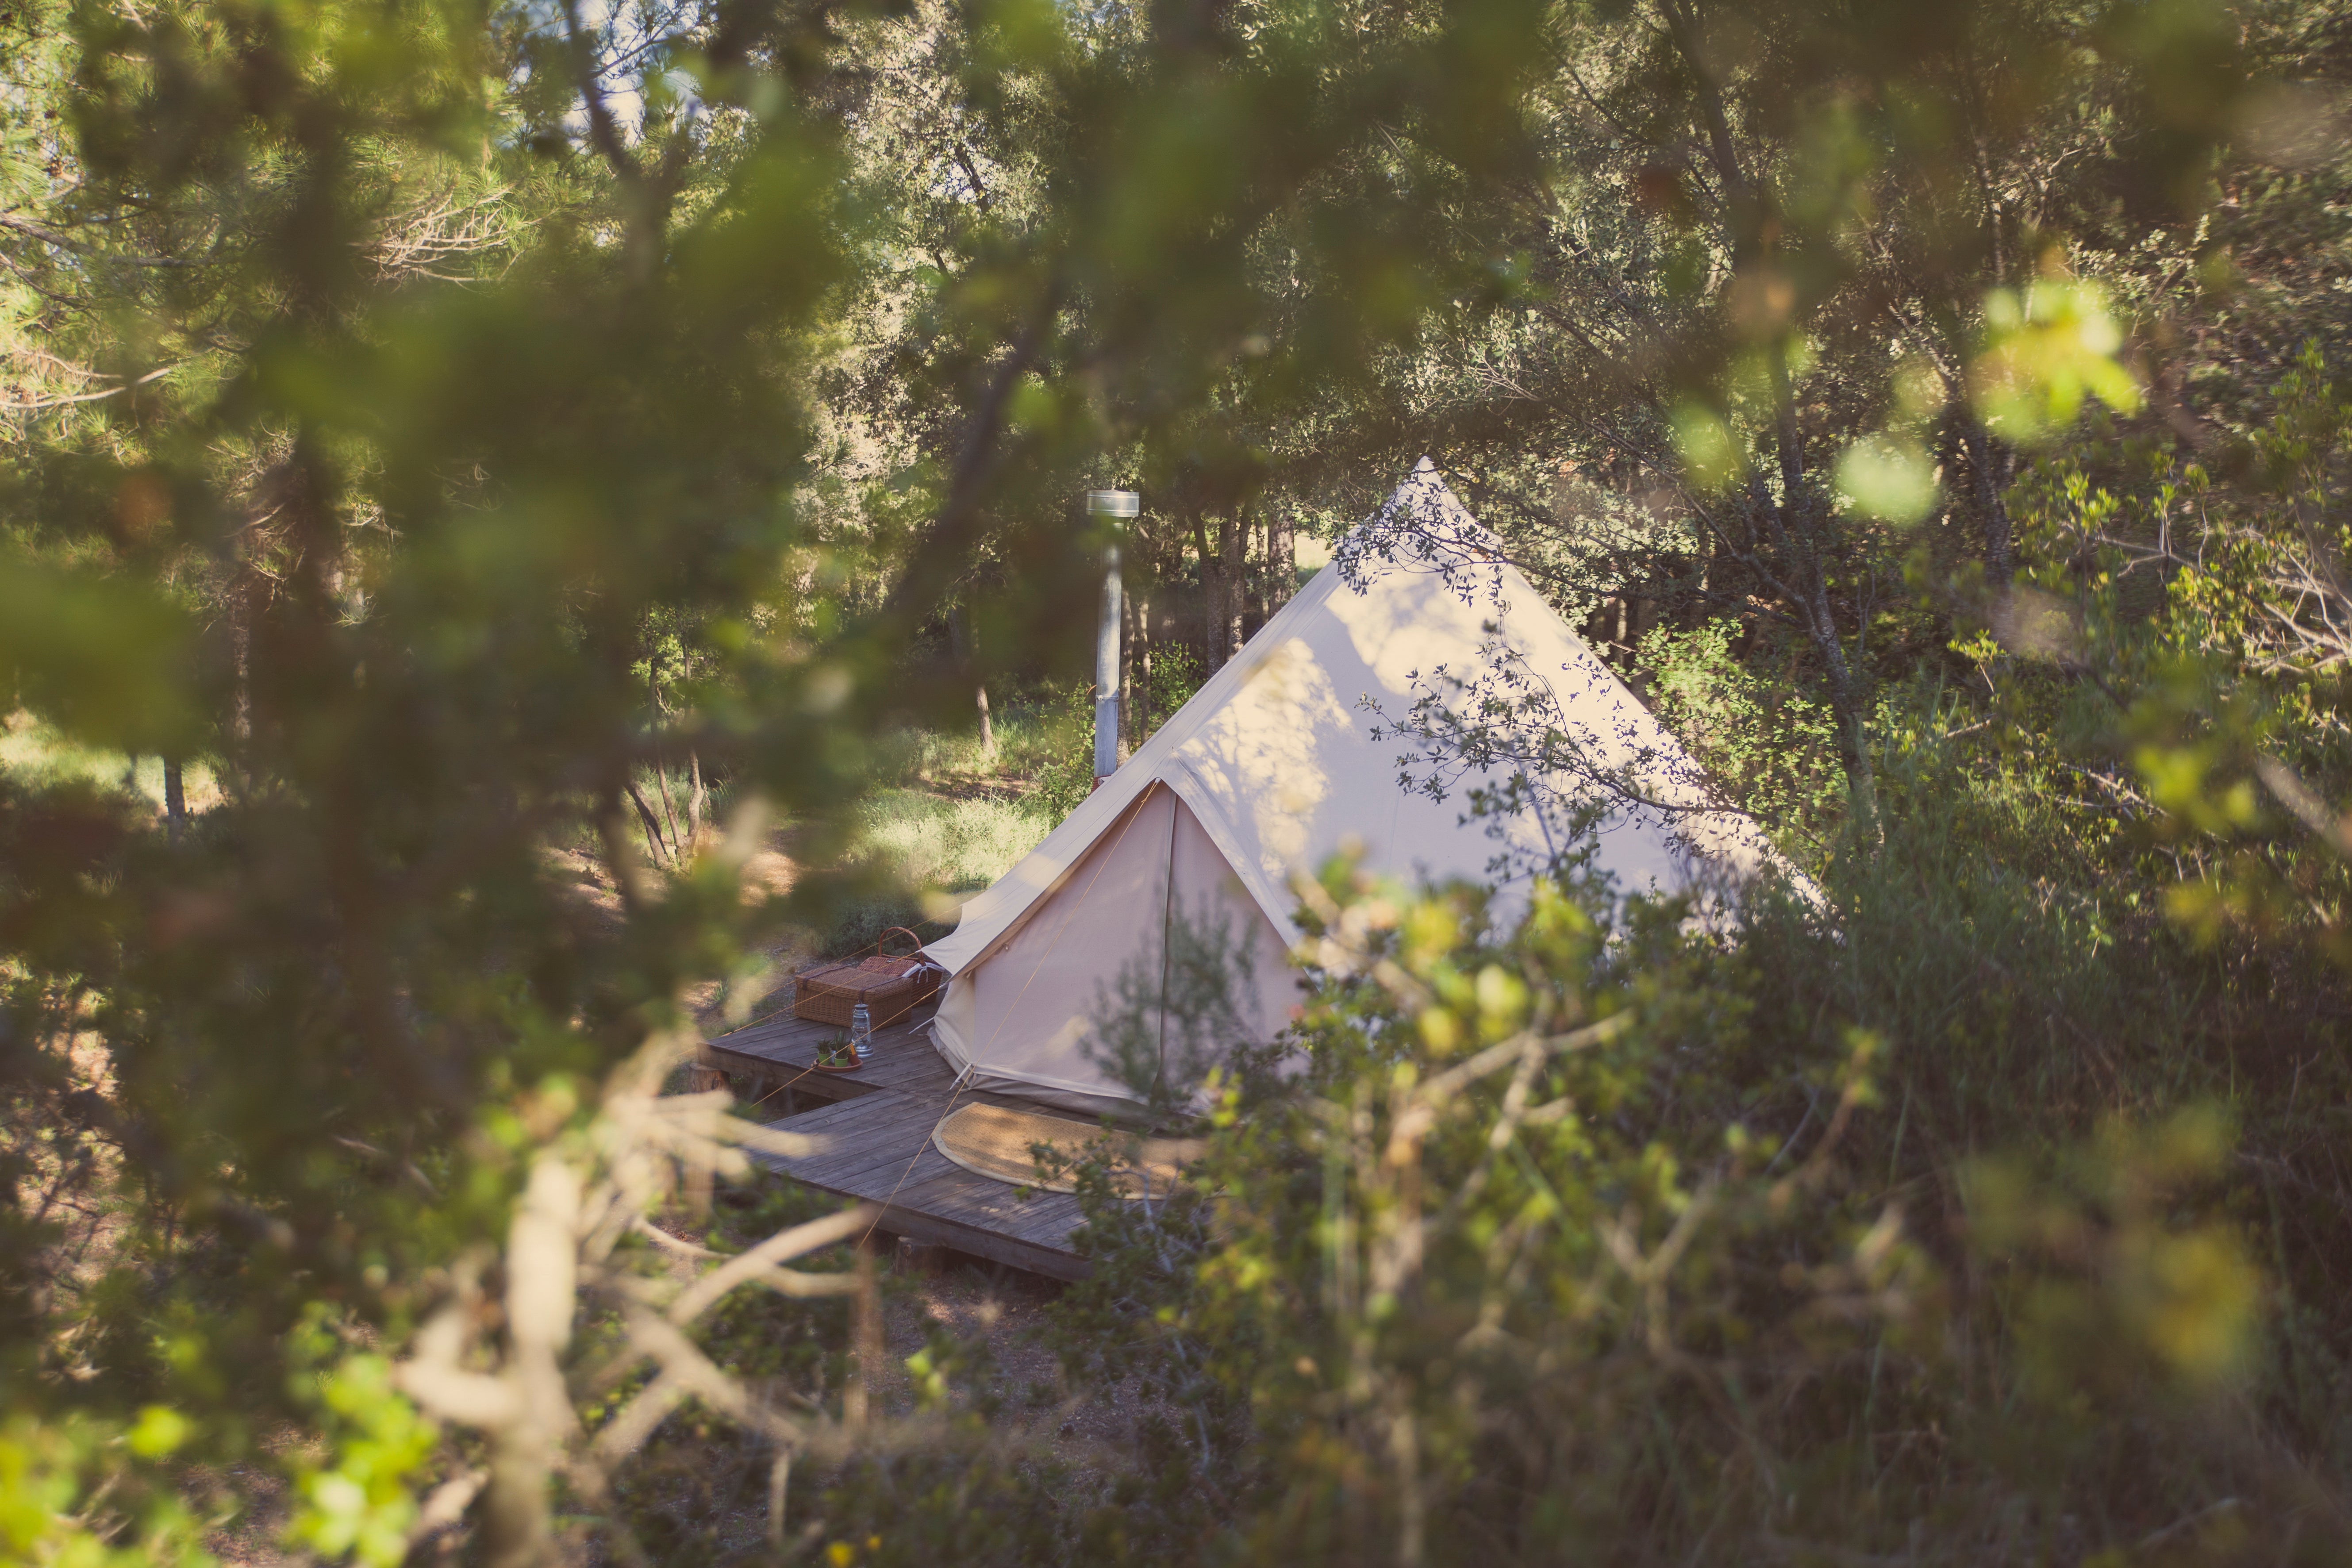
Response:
[892,1171,1086,1252]
[700,1030,870,1079]
[869,1182,1088,1281]
[938,1169,1092,1252]
[857,1049,958,1094]
[973,1190,1088,1251]
[830,1141,962,1199]
[894,1168,1060,1233]
[784,1131,944,1193]
[710,1002,939,1063]
[747,1096,918,1182]
[876,1206,1088,1281]
[706,1013,834,1062]
[756,1097,925,1165]
[702,1039,862,1084]
[780,1096,1098,1240]
[1012,1195,1090,1249]
[810,1046,947,1094]
[707,995,1123,1282]
[766,1098,953,1190]
[701,1043,871,1088]
[777,1087,933,1141]
[752,1133,1091,1280]
[702,1005,947,1111]
[762,1091,915,1138]
[747,1148,922,1195]
[701,1052,872,1111]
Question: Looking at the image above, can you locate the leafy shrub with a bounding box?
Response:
[1636,618,1848,853]
[1144,646,1207,737]
[1042,859,2340,1565]
[1034,682,1103,824]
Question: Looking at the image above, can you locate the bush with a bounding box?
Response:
[1636,619,1846,853]
[1034,857,2344,1565]
[1034,682,1102,824]
[1144,646,1207,736]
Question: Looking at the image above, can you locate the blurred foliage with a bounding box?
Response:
[0,0,2348,1560]
[0,1409,214,1568]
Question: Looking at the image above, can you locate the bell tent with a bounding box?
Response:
[921,462,1788,1117]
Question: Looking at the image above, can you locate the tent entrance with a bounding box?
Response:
[928,783,1294,1118]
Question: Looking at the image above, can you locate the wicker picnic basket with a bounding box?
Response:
[791,927,942,1027]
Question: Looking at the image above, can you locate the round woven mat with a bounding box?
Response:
[932,1103,1203,1198]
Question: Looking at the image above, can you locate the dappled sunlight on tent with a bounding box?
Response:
[1177,638,1346,879]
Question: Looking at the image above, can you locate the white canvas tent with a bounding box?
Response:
[922,461,1789,1117]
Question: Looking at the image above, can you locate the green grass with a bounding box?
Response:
[878,692,1072,787]
[0,711,220,814]
[804,791,1058,958]
[854,787,1056,896]
[795,700,1079,956]
[861,694,1088,895]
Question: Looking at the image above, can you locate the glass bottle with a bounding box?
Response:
[850,1003,873,1061]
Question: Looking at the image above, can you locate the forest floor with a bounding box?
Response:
[584,1207,1164,1564]
[201,1227,1145,1567]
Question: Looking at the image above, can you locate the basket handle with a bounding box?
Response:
[879,925,928,961]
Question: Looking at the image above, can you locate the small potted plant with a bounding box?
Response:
[810,1033,862,1073]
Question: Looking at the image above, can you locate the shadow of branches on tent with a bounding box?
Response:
[1081,892,1280,1129]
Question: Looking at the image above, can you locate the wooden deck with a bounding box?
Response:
[696,1002,1094,1280]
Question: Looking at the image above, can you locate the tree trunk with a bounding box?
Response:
[688,751,707,843]
[950,601,995,756]
[654,755,684,859]
[649,663,686,856]
[1766,349,1881,833]
[1218,511,1245,665]
[1812,600,1877,831]
[163,758,186,844]
[1269,506,1296,612]
[1189,509,1223,673]
[1961,416,2015,591]
[229,572,255,788]
[845,1237,880,1429]
[1244,510,1264,636]
[625,779,673,865]
[1134,592,1154,740]
[1667,0,1878,828]
[478,1424,557,1568]
[1119,581,1137,753]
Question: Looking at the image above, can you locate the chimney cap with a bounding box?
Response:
[1084,489,1140,518]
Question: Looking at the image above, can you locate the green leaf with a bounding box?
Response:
[0,556,202,755]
